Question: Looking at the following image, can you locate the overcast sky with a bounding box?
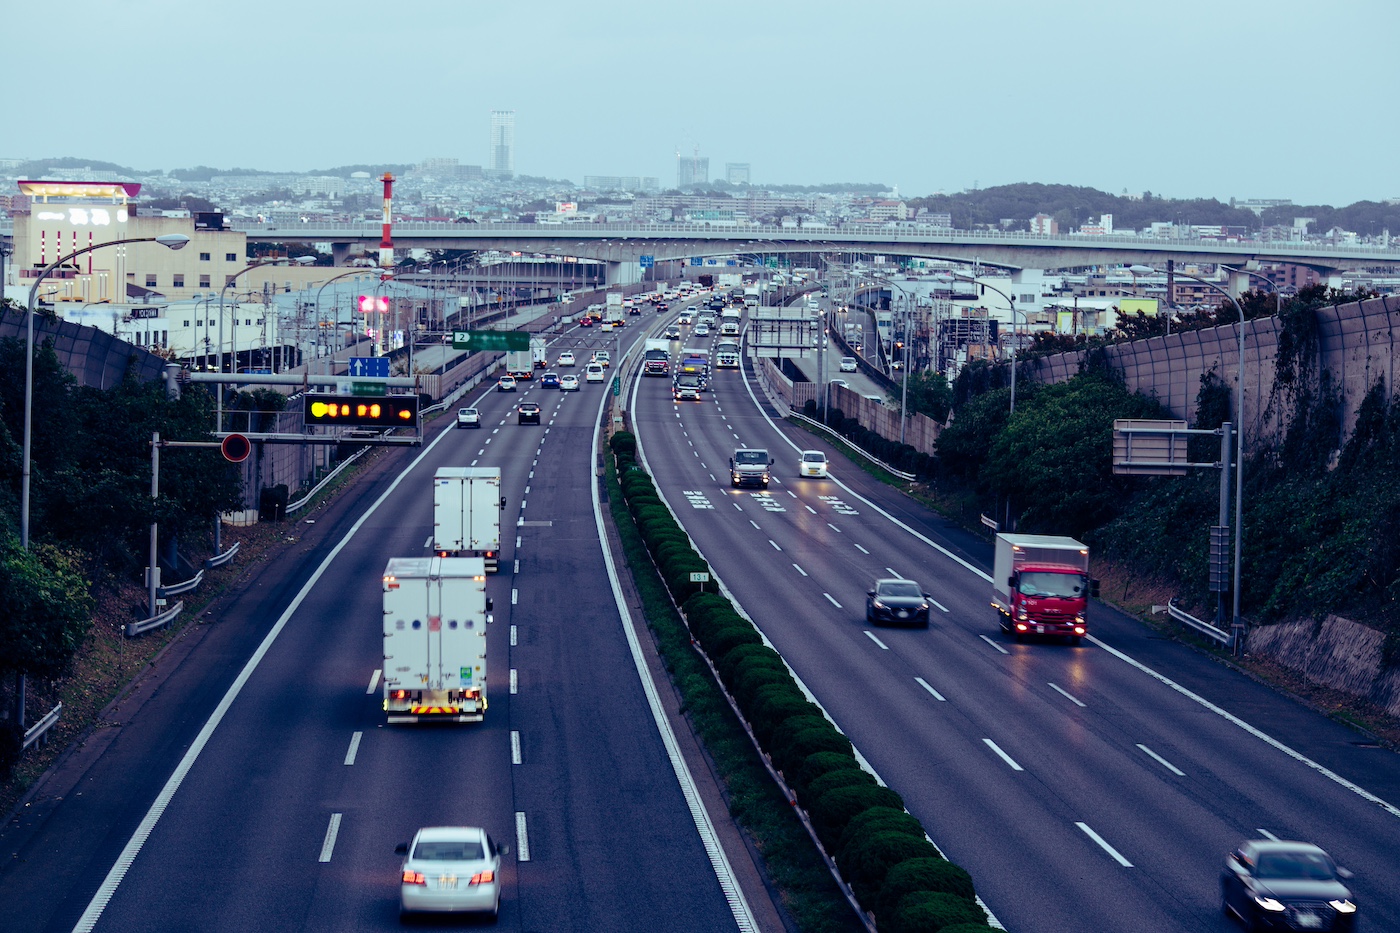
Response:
[12,0,1396,207]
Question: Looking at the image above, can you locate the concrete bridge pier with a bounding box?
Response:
[1227,269,1253,301]
[331,242,353,267]
[605,260,643,286]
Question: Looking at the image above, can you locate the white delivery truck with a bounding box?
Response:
[433,467,503,573]
[505,349,533,380]
[605,292,625,327]
[743,286,760,309]
[382,556,491,723]
[714,340,741,369]
[719,308,742,336]
[531,335,548,368]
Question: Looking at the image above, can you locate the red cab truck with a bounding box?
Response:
[993,533,1098,645]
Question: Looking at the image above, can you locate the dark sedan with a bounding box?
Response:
[517,403,541,425]
[865,579,931,628]
[1221,840,1357,932]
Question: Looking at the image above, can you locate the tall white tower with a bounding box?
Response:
[490,110,515,177]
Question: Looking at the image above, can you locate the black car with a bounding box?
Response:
[865,578,932,627]
[517,403,541,425]
[1221,840,1357,932]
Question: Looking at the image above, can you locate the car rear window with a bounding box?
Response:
[414,841,484,860]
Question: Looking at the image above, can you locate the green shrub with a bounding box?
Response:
[689,608,747,645]
[715,643,783,687]
[747,687,820,743]
[809,784,905,851]
[733,666,795,709]
[935,925,997,933]
[775,729,855,784]
[768,715,836,763]
[610,431,637,456]
[793,750,863,790]
[838,831,942,908]
[877,858,976,920]
[703,623,762,661]
[837,808,925,862]
[881,891,985,933]
[803,767,876,808]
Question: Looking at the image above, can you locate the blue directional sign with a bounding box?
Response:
[639,255,655,268]
[349,357,390,378]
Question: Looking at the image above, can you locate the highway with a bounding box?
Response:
[0,299,750,932]
[628,308,1400,932]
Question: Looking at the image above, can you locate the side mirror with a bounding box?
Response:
[485,598,494,612]
[1090,579,1101,598]
[1007,574,1018,588]
[769,458,775,466]
[395,843,408,855]
[867,590,876,597]
[729,459,735,469]
[500,496,507,509]
[500,843,511,857]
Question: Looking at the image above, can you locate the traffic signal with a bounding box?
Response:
[357,295,389,314]
[304,393,418,427]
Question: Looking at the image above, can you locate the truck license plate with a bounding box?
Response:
[1035,625,1044,633]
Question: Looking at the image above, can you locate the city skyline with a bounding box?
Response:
[7,0,1398,207]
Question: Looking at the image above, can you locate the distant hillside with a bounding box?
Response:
[13,157,149,178]
[907,182,1400,235]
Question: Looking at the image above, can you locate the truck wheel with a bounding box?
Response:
[1069,635,1082,646]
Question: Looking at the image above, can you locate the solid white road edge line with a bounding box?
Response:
[1075,821,1133,867]
[591,374,758,932]
[71,413,464,933]
[318,813,342,863]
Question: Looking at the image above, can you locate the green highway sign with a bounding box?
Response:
[451,330,530,351]
[612,375,620,397]
[351,381,386,396]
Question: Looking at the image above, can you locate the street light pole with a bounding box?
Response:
[218,256,313,430]
[22,233,190,549]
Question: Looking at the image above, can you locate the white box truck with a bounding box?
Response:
[433,467,503,572]
[506,349,533,380]
[382,556,491,723]
[531,335,548,368]
[605,292,625,327]
[992,533,1098,645]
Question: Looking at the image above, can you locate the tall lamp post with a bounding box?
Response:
[314,269,382,368]
[1135,265,1251,654]
[218,256,313,429]
[936,273,1021,412]
[23,233,190,549]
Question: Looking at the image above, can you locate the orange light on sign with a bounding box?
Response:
[305,393,417,427]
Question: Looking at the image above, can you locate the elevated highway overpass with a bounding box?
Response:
[230,220,1400,278]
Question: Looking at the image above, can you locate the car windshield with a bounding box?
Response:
[803,453,826,463]
[413,840,484,861]
[879,582,922,598]
[1255,851,1336,880]
[1017,571,1085,598]
[735,451,767,464]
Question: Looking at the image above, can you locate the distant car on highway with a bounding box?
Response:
[866,578,932,628]
[517,402,541,424]
[1221,839,1357,932]
[840,356,858,372]
[798,450,828,478]
[540,371,560,389]
[557,351,576,366]
[694,323,710,336]
[579,316,594,327]
[456,407,481,429]
[560,374,580,391]
[585,362,606,383]
[677,311,693,325]
[396,826,506,920]
[496,375,516,392]
[592,349,611,367]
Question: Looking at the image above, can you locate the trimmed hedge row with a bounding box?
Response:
[609,431,993,932]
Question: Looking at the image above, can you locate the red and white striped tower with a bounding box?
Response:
[379,172,395,268]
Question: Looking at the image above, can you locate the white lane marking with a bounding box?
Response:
[366,670,380,695]
[510,669,518,694]
[510,624,517,647]
[786,489,797,499]
[514,559,520,573]
[525,485,531,495]
[805,504,816,514]
[983,739,1024,771]
[708,473,716,482]
[423,536,432,548]
[793,564,808,577]
[886,567,900,578]
[515,812,531,861]
[823,593,842,608]
[733,501,744,511]
[915,677,946,701]
[521,499,527,510]
[529,470,534,479]
[511,731,522,765]
[471,460,478,466]
[515,535,522,548]
[853,543,869,554]
[929,597,949,613]
[344,732,363,766]
[1048,682,1087,708]
[980,634,1009,655]
[1076,822,1133,867]
[511,588,519,605]
[492,428,499,435]
[864,631,890,650]
[827,523,842,533]
[1088,635,1400,819]
[1258,828,1279,840]
[1136,743,1186,776]
[750,520,760,530]
[769,539,781,551]
[477,448,485,455]
[319,813,342,862]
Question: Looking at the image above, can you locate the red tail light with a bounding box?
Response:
[402,870,425,885]
[470,871,495,885]
[391,689,409,700]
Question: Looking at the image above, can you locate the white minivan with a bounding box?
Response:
[585,362,606,383]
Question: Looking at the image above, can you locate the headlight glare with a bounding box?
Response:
[1253,896,1286,912]
[1329,899,1356,913]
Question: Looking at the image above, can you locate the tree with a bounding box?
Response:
[0,533,94,681]
[902,370,952,422]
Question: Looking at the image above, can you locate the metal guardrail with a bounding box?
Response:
[286,449,370,515]
[204,541,241,569]
[157,569,204,598]
[126,600,184,638]
[22,703,62,750]
[785,407,917,480]
[1154,598,1234,646]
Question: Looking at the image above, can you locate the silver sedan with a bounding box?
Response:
[397,826,506,919]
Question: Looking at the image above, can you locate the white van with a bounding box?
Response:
[585,362,606,383]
